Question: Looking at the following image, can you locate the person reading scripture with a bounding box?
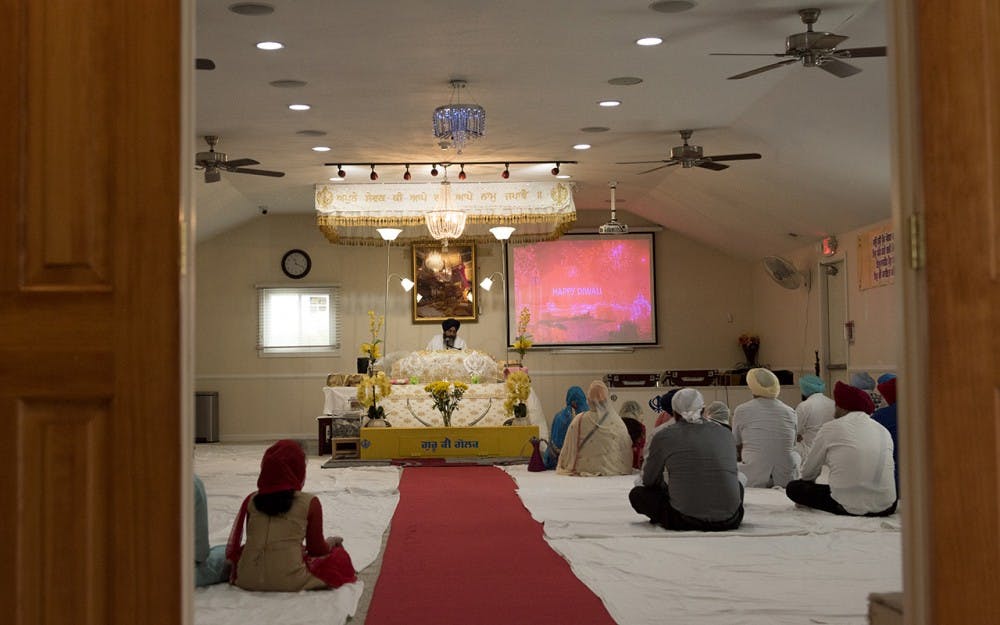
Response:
[732,368,800,488]
[629,388,744,531]
[795,374,836,460]
[556,380,633,476]
[545,385,588,469]
[226,440,357,591]
[785,382,897,516]
[426,318,466,351]
[194,474,230,587]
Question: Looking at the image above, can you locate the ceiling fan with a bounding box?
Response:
[617,130,762,174]
[711,8,887,80]
[195,135,285,183]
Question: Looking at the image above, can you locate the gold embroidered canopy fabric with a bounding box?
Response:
[314,181,576,246]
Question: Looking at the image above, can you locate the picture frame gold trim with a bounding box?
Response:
[412,243,477,323]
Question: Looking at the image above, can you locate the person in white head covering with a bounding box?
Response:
[732,368,800,488]
[794,374,836,461]
[629,388,744,531]
[704,401,732,429]
[556,380,633,476]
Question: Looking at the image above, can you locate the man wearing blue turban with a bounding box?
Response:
[851,371,884,410]
[795,375,836,460]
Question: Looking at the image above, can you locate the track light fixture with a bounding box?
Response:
[324,160,577,180]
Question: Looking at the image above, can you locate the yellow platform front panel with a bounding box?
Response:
[359,426,539,460]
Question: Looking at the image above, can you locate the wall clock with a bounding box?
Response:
[281,249,311,279]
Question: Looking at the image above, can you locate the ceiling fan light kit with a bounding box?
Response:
[617,129,761,174]
[194,135,285,183]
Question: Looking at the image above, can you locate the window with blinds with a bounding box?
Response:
[257,286,342,355]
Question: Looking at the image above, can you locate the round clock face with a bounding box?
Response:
[281,249,311,279]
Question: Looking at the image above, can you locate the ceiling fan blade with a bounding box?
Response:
[232,168,285,177]
[727,58,798,80]
[616,160,671,165]
[696,161,729,171]
[836,46,887,58]
[195,58,216,70]
[819,58,862,78]
[809,33,848,50]
[710,53,787,57]
[204,167,221,183]
[703,153,762,162]
[637,162,679,175]
[224,158,260,168]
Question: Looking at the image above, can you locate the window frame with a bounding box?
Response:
[256,284,342,357]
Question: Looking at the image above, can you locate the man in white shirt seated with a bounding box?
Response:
[795,374,836,460]
[785,381,897,516]
[732,368,800,488]
[426,318,466,351]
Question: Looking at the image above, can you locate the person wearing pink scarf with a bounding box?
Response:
[226,440,356,591]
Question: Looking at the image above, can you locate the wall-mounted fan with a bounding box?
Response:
[598,181,629,234]
[617,130,761,174]
[194,135,285,183]
[763,256,810,290]
[711,8,887,80]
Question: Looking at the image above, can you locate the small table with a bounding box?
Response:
[317,413,364,456]
[317,416,333,456]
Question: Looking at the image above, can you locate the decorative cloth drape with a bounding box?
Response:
[315,181,576,246]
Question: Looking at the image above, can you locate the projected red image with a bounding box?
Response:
[511,237,655,345]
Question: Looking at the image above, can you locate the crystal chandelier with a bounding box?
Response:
[432,79,485,154]
[424,174,466,247]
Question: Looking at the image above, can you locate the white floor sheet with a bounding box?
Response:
[504,466,902,625]
[194,445,401,625]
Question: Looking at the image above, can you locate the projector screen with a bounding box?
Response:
[508,234,657,347]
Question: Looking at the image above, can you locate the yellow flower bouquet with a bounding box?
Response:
[504,370,531,419]
[357,370,392,422]
[424,380,469,427]
[359,310,384,365]
[511,306,533,361]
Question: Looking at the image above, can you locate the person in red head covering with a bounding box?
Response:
[226,440,357,591]
[871,375,899,493]
[785,381,897,516]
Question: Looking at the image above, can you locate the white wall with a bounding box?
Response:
[195,214,899,441]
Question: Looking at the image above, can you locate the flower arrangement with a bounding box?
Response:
[424,380,469,427]
[512,306,533,360]
[739,333,760,367]
[359,310,384,363]
[504,370,531,419]
[357,370,392,421]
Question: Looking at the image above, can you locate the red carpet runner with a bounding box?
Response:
[365,466,617,625]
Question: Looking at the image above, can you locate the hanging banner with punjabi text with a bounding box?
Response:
[857,222,894,290]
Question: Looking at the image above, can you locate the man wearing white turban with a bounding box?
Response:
[629,388,744,531]
[732,368,800,488]
[795,374,836,460]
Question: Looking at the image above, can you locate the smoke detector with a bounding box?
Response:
[598,181,629,235]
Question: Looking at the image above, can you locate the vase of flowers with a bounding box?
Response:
[504,370,531,425]
[739,333,761,368]
[424,380,468,427]
[357,370,392,427]
[359,310,384,376]
[511,306,533,364]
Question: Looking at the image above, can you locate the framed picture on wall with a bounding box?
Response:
[412,243,477,323]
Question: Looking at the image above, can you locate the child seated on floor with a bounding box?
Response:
[226,440,357,591]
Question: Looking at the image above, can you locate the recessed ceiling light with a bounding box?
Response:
[648,0,696,13]
[311,146,331,152]
[573,143,591,150]
[270,79,307,88]
[598,100,622,107]
[636,36,663,46]
[556,174,571,179]
[296,129,326,137]
[608,76,644,86]
[288,104,311,111]
[229,3,275,16]
[256,41,284,50]
[580,126,611,133]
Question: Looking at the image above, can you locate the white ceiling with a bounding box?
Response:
[195,0,890,259]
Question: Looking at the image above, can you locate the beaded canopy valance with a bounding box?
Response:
[314,181,576,246]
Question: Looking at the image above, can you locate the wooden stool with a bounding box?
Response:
[332,437,360,459]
